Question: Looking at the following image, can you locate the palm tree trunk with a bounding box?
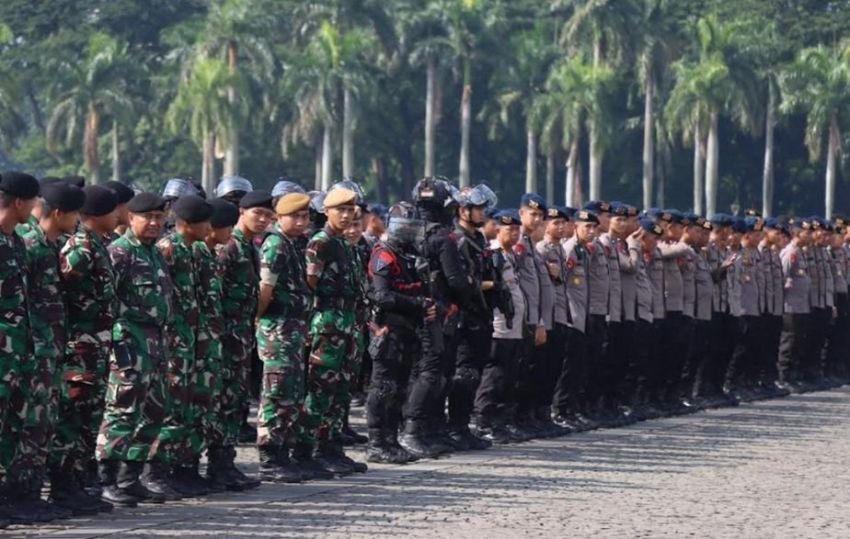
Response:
[342,87,355,178]
[321,122,333,190]
[84,104,100,184]
[642,77,654,211]
[202,128,215,195]
[425,58,437,177]
[704,111,720,217]
[656,156,666,208]
[224,41,239,177]
[826,112,840,219]
[566,141,579,206]
[373,157,388,204]
[458,60,472,188]
[545,143,555,206]
[693,124,704,215]
[111,120,120,183]
[314,136,323,190]
[525,126,537,193]
[762,83,776,217]
[589,124,603,201]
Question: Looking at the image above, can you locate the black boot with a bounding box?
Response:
[170,463,210,497]
[291,443,334,481]
[24,477,72,521]
[206,446,243,491]
[5,481,55,525]
[49,467,101,515]
[0,491,9,529]
[222,446,261,490]
[140,462,183,501]
[330,439,368,473]
[258,445,302,483]
[387,428,417,463]
[366,428,409,464]
[98,460,141,507]
[314,440,355,475]
[399,420,442,459]
[448,425,492,451]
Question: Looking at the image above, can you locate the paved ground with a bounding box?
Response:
[10,388,850,538]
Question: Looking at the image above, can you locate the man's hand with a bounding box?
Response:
[534,326,547,347]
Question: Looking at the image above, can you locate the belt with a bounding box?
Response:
[314,297,357,311]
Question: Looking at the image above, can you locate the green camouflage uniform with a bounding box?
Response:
[192,241,225,454]
[257,225,310,449]
[57,228,115,475]
[156,232,199,466]
[0,230,32,486]
[304,226,358,445]
[17,224,65,480]
[96,229,173,463]
[218,228,259,446]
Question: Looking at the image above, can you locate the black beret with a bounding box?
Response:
[39,176,64,188]
[209,199,240,228]
[238,190,273,210]
[0,171,40,199]
[81,186,118,216]
[127,192,166,213]
[63,175,86,188]
[172,195,213,223]
[41,183,86,213]
[105,181,135,204]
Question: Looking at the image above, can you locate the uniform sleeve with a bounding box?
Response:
[260,235,285,287]
[305,236,327,279]
[437,234,470,299]
[369,249,423,316]
[620,237,640,274]
[781,249,794,289]
[60,239,91,281]
[657,241,692,259]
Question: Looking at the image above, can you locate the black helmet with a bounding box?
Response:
[412,176,453,207]
[386,202,425,251]
[455,184,498,209]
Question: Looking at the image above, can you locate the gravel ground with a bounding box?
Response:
[10,388,850,539]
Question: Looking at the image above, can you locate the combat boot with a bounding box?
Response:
[386,428,417,463]
[424,420,456,455]
[366,429,409,464]
[258,445,302,483]
[171,464,211,497]
[98,460,141,507]
[5,481,56,524]
[341,413,368,446]
[49,467,101,515]
[399,420,442,459]
[448,426,492,451]
[25,478,73,521]
[329,439,368,473]
[222,446,261,489]
[472,417,512,445]
[140,462,183,501]
[206,446,243,491]
[291,443,334,481]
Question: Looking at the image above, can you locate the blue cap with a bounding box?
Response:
[731,216,747,233]
[564,206,578,219]
[574,209,600,224]
[764,217,782,230]
[710,213,733,227]
[584,200,612,214]
[658,209,685,224]
[520,193,547,213]
[494,209,520,226]
[744,216,764,232]
[546,206,570,220]
[368,203,388,218]
[639,217,664,236]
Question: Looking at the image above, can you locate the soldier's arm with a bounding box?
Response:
[60,239,91,281]
[370,252,424,316]
[620,237,641,274]
[657,241,692,259]
[257,236,283,318]
[305,236,326,290]
[437,235,472,299]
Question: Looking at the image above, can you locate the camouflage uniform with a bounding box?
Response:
[16,224,65,481]
[218,228,259,446]
[0,230,32,486]
[56,229,115,475]
[156,232,200,466]
[96,229,173,463]
[256,225,310,448]
[192,241,225,455]
[304,226,359,445]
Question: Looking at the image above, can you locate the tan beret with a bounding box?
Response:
[324,188,357,209]
[275,193,310,215]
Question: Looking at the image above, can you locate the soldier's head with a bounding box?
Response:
[658,210,685,241]
[80,186,119,235]
[413,176,455,225]
[584,201,611,232]
[456,184,496,229]
[323,188,358,233]
[172,195,213,243]
[237,190,274,237]
[127,193,167,244]
[366,204,388,236]
[208,199,239,246]
[494,209,520,248]
[741,217,764,248]
[763,219,783,246]
[271,177,305,208]
[105,181,135,228]
[519,193,546,235]
[275,192,311,239]
[386,202,425,254]
[343,206,364,246]
[39,182,85,235]
[789,218,813,246]
[709,214,731,246]
[573,210,599,243]
[0,171,40,226]
[608,202,630,238]
[545,207,569,241]
[638,218,664,251]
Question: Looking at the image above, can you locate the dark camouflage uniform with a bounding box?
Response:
[96,229,173,463]
[156,232,200,466]
[218,228,259,446]
[0,230,32,486]
[305,226,359,445]
[17,224,65,480]
[256,225,310,448]
[56,228,115,475]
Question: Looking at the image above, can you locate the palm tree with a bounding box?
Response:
[0,23,25,149]
[46,33,135,184]
[781,45,850,219]
[167,57,248,193]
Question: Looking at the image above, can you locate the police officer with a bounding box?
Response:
[777,219,813,392]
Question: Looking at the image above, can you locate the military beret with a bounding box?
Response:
[547,206,569,220]
[788,217,812,231]
[574,209,600,224]
[731,217,748,234]
[639,218,664,236]
[833,216,847,227]
[808,216,824,230]
[0,171,40,199]
[127,192,166,213]
[209,199,239,229]
[323,188,357,209]
[520,193,547,213]
[564,207,578,219]
[584,200,611,214]
[41,182,86,213]
[764,217,782,230]
[657,209,678,224]
[275,193,311,216]
[172,195,213,223]
[610,202,628,217]
[39,176,64,188]
[80,185,118,216]
[105,181,135,204]
[239,190,273,210]
[744,216,764,232]
[369,203,389,219]
[494,209,520,226]
[63,175,86,188]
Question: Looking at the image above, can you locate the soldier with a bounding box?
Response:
[363,203,387,246]
[104,181,135,242]
[0,172,42,525]
[686,216,714,406]
[515,193,554,435]
[777,219,813,392]
[825,220,849,382]
[155,195,213,497]
[97,193,179,506]
[304,188,367,474]
[18,182,86,519]
[759,219,786,396]
[802,218,829,389]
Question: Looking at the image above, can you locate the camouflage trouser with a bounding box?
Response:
[221,326,254,447]
[192,330,225,456]
[96,337,167,462]
[51,342,109,475]
[155,350,193,466]
[0,357,22,486]
[256,318,307,448]
[305,331,354,444]
[13,352,60,482]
